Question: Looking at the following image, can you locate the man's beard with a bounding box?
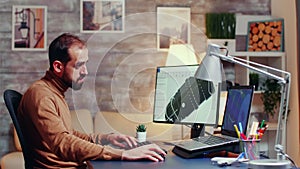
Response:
[71,81,84,90]
[62,74,85,90]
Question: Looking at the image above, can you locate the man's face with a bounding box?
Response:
[62,45,89,90]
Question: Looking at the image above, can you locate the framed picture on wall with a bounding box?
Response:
[157,7,191,51]
[12,5,47,51]
[80,0,125,33]
[246,18,284,52]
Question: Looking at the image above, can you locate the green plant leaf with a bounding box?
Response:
[136,124,147,132]
[261,79,281,117]
[205,13,236,39]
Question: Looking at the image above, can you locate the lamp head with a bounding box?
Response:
[194,44,224,83]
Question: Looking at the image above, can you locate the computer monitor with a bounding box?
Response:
[153,64,220,130]
[221,85,254,137]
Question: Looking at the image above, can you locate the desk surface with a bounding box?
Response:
[91,140,246,169]
[90,153,246,169]
[90,141,295,169]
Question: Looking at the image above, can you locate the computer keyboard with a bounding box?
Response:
[107,140,167,154]
[193,135,232,145]
[123,141,167,159]
[136,141,154,148]
[128,141,167,153]
[118,140,152,150]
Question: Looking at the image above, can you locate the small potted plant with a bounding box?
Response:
[136,124,147,142]
[205,13,236,39]
[206,13,236,53]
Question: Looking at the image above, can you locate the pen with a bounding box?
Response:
[260,120,265,128]
[234,124,240,139]
[238,122,243,134]
[240,133,247,140]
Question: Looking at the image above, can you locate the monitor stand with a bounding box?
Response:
[190,123,205,138]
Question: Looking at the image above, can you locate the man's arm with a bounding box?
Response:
[25,94,123,161]
[72,130,135,148]
[73,131,166,162]
[22,88,166,162]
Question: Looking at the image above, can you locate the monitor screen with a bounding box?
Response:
[221,85,254,137]
[153,64,220,125]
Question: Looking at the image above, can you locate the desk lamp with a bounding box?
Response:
[195,44,292,168]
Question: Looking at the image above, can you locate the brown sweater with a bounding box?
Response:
[18,71,123,168]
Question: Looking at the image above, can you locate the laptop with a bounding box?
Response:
[172,85,254,158]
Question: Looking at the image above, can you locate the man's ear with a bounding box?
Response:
[53,60,64,75]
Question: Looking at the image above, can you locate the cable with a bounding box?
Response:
[282,152,297,168]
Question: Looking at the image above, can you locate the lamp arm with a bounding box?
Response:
[234,56,290,76]
[211,52,286,83]
[275,73,291,160]
[210,51,291,160]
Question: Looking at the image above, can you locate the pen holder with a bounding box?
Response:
[240,139,260,160]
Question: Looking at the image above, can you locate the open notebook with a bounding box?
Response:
[172,85,254,158]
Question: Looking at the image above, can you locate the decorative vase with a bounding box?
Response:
[136,132,147,142]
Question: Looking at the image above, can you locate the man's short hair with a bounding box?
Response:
[48,33,86,71]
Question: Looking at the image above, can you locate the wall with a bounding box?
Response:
[271,0,300,166]
[0,0,270,158]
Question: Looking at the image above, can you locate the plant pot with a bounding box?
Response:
[136,132,147,142]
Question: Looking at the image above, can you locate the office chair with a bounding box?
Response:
[4,89,33,169]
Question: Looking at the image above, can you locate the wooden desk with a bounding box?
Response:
[90,153,247,169]
[90,141,295,169]
[90,140,246,169]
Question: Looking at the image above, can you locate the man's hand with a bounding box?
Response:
[106,133,138,149]
[121,144,167,162]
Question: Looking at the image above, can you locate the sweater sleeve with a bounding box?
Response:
[27,94,124,162]
[73,130,110,145]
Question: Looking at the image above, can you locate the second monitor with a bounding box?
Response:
[153,64,220,128]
